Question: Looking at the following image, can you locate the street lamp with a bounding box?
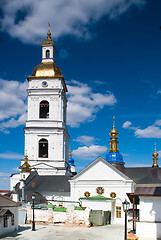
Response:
[32,194,36,231]
[122,199,130,240]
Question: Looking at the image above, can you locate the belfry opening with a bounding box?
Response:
[39,138,48,158]
[39,100,49,118]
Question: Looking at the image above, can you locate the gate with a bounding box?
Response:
[90,210,111,226]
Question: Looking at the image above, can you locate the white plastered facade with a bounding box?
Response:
[136,196,161,240]
[70,157,134,223]
[21,40,70,176]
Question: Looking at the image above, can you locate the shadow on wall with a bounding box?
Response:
[150,195,161,239]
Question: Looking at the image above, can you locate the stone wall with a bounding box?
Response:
[26,205,90,227]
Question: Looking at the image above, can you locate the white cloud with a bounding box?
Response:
[158,150,161,158]
[0,152,24,160]
[125,162,151,167]
[72,145,108,158]
[0,79,28,133]
[0,0,145,44]
[123,121,132,129]
[0,78,116,132]
[12,167,19,171]
[67,80,117,127]
[1,112,27,129]
[0,172,10,177]
[123,120,161,138]
[73,135,97,145]
[93,80,107,85]
[135,126,161,138]
[155,120,161,126]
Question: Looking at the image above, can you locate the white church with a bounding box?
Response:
[9,27,161,236]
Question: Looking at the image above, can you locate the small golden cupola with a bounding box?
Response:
[109,116,119,153]
[41,22,55,48]
[152,143,159,168]
[21,153,31,173]
[105,117,124,166]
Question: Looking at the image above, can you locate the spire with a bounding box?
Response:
[41,23,54,47]
[69,149,72,159]
[109,116,119,153]
[21,152,31,173]
[113,116,115,128]
[47,22,51,39]
[152,143,159,168]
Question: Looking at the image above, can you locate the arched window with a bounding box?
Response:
[39,100,49,118]
[39,138,48,158]
[46,50,50,59]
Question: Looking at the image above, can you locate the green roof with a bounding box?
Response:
[79,195,113,200]
[47,203,54,208]
[53,207,66,212]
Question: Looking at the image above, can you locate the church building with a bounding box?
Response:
[9,27,161,227]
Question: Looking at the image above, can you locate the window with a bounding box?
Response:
[39,138,48,158]
[46,50,50,58]
[11,214,14,226]
[39,100,49,118]
[116,206,121,218]
[4,216,7,228]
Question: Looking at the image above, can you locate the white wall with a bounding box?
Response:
[139,196,161,222]
[81,199,113,211]
[70,159,134,223]
[10,174,20,191]
[0,207,19,236]
[136,222,161,240]
[136,196,161,240]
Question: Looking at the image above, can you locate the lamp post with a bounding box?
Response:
[122,199,130,240]
[32,194,36,231]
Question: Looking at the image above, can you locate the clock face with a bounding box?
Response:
[96,187,104,195]
[42,81,48,87]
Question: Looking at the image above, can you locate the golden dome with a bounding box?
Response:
[41,36,54,47]
[109,127,118,137]
[31,62,63,78]
[21,154,31,173]
[152,143,159,167]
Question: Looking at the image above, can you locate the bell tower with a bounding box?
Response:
[23,25,70,175]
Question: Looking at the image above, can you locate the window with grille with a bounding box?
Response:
[116,206,121,218]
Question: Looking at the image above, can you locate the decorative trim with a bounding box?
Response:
[96,187,104,195]
[110,192,117,198]
[84,192,90,197]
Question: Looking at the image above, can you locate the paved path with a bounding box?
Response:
[1,223,124,240]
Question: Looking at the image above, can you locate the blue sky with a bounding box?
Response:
[0,0,161,189]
